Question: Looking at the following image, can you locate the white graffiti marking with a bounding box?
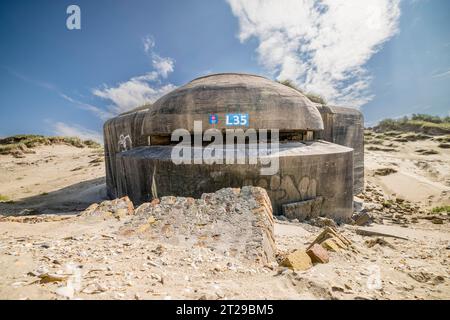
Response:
[118,134,132,152]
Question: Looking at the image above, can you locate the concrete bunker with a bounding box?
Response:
[104,73,363,222]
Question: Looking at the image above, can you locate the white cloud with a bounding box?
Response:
[93,36,176,115]
[431,69,450,79]
[92,79,176,115]
[52,122,103,143]
[227,0,401,108]
[152,55,175,78]
[143,35,175,78]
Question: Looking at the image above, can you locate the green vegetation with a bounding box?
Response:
[431,206,450,214]
[0,194,10,202]
[375,114,450,135]
[278,80,327,105]
[0,135,101,156]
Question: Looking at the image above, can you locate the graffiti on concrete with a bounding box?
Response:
[244,175,317,203]
[118,134,132,152]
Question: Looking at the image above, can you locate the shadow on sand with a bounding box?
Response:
[0,177,108,216]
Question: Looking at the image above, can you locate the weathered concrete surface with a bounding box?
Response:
[316,105,364,194]
[120,186,276,265]
[141,73,324,135]
[103,73,362,221]
[113,141,353,221]
[282,196,324,221]
[104,110,149,199]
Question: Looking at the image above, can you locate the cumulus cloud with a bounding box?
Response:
[227,0,401,108]
[143,35,175,78]
[52,122,103,143]
[92,75,176,115]
[93,36,176,115]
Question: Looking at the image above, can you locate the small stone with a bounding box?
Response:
[38,273,68,284]
[150,273,163,283]
[432,276,445,285]
[309,217,337,228]
[432,218,443,225]
[353,212,372,226]
[306,244,329,264]
[280,250,312,271]
[321,238,342,252]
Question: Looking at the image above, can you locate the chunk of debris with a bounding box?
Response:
[282,197,324,221]
[307,227,352,252]
[308,217,337,228]
[352,212,372,226]
[38,273,69,284]
[374,168,397,176]
[80,196,134,218]
[355,228,408,240]
[306,244,329,264]
[321,238,345,252]
[280,250,312,271]
[431,217,444,225]
[120,187,276,265]
[365,238,396,249]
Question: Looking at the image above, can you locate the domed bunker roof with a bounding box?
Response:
[141,73,324,135]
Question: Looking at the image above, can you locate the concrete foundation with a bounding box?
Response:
[112,141,353,221]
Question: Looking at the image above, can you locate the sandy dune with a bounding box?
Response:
[365,138,450,207]
[0,139,449,300]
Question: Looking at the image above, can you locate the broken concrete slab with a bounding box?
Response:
[282,196,324,221]
[280,250,312,271]
[307,227,352,251]
[120,186,276,265]
[355,228,409,240]
[306,244,329,264]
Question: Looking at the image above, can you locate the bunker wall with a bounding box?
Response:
[316,105,364,194]
[113,143,354,221]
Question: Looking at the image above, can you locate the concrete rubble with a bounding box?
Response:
[85,186,276,266]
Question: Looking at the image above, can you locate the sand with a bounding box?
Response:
[0,138,449,300]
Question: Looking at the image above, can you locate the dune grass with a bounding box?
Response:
[375,114,450,135]
[278,80,327,105]
[431,206,450,214]
[0,135,101,155]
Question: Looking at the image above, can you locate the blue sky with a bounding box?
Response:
[0,0,449,141]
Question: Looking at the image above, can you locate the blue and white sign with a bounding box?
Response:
[225,113,249,126]
[209,114,218,124]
